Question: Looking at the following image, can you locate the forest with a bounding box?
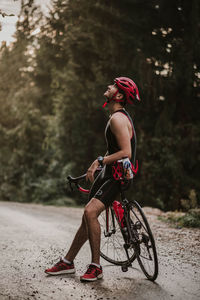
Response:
[0,0,199,211]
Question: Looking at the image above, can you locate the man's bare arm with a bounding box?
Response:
[103,114,131,165]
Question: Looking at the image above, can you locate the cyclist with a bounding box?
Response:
[45,77,140,281]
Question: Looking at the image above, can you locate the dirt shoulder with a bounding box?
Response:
[143,207,200,269]
[0,201,199,300]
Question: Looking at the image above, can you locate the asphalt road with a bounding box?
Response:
[0,201,199,300]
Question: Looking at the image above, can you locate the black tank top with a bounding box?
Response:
[105,109,137,168]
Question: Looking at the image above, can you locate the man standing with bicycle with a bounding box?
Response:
[45,77,140,281]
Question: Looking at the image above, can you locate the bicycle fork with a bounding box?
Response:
[121,210,133,272]
[121,202,140,272]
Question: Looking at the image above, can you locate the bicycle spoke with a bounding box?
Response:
[99,208,136,265]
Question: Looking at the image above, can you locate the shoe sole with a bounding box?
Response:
[80,274,103,282]
[45,269,75,275]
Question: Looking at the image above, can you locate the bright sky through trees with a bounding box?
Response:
[0,0,51,44]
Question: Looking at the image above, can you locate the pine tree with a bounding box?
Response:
[0,0,47,202]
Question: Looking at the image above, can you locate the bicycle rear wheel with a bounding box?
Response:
[129,200,158,281]
[99,207,136,266]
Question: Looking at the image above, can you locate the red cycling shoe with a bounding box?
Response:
[45,258,75,275]
[80,264,103,282]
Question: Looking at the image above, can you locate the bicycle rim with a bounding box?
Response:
[99,207,136,266]
[130,201,158,281]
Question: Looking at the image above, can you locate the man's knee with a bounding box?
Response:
[84,206,96,221]
[84,197,104,221]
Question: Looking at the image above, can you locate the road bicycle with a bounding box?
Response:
[67,170,158,281]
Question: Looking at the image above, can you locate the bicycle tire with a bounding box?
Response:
[99,207,136,266]
[129,200,158,281]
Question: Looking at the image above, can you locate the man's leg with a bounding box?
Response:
[45,213,89,275]
[84,197,105,264]
[64,214,88,262]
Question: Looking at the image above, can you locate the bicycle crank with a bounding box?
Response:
[121,263,132,272]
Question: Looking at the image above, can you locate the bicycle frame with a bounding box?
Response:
[116,191,139,265]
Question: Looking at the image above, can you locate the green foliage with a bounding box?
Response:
[29,178,62,203]
[0,0,200,209]
[159,208,200,228]
[178,209,200,228]
[180,189,198,211]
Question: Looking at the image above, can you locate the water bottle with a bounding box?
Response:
[112,201,124,228]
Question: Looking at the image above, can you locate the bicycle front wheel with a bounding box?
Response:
[99,207,136,266]
[129,200,158,281]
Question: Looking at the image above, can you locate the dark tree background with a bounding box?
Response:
[0,0,199,210]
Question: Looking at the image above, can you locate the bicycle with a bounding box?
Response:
[67,170,158,281]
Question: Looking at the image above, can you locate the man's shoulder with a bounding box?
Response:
[110,111,129,123]
[110,112,128,128]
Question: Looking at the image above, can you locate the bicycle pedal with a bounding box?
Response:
[121,265,128,272]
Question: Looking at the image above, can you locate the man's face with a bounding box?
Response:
[104,83,118,99]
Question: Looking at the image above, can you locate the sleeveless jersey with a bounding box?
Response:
[105,109,137,169]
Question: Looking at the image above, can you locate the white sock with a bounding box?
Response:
[91,262,101,268]
[63,257,72,264]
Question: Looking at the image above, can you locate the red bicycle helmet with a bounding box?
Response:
[103,76,140,107]
[115,77,140,104]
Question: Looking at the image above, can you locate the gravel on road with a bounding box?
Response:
[0,201,199,300]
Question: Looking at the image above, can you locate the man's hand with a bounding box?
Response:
[86,159,99,183]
